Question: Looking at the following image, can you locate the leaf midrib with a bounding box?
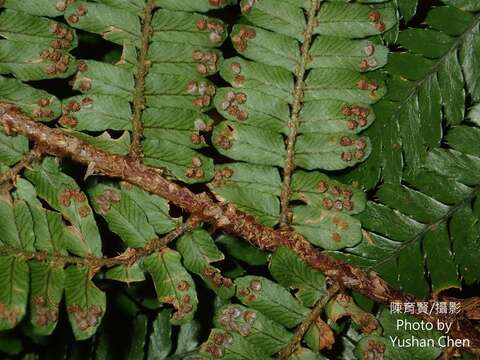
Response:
[367,14,480,269]
[367,184,480,270]
[278,0,320,227]
[388,14,480,119]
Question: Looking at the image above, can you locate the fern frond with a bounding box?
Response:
[209,0,394,252]
[346,4,480,186]
[336,3,480,299]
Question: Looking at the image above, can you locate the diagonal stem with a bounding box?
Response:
[279,0,320,228]
[0,146,42,190]
[1,103,479,355]
[130,0,156,161]
[278,283,339,359]
[0,216,199,269]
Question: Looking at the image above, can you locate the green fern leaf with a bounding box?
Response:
[25,157,102,257]
[235,276,309,328]
[88,181,178,247]
[210,0,393,251]
[143,249,198,325]
[270,247,326,307]
[0,256,29,331]
[214,304,292,355]
[64,265,106,340]
[0,76,61,122]
[199,328,272,360]
[176,229,235,299]
[105,263,145,284]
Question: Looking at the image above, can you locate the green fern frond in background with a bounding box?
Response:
[337,1,480,302]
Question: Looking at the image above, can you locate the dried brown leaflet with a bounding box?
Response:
[0,103,479,354]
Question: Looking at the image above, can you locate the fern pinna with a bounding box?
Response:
[0,0,480,359]
[340,1,480,299]
[0,0,232,345]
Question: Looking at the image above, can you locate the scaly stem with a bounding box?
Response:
[279,0,320,228]
[130,0,156,161]
[1,103,479,355]
[0,216,199,269]
[0,146,42,190]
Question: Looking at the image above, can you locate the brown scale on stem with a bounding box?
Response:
[0,147,42,191]
[278,0,320,228]
[129,0,156,162]
[1,103,480,355]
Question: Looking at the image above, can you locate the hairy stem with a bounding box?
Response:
[0,216,199,269]
[278,283,339,359]
[1,103,479,354]
[279,0,320,228]
[130,0,155,161]
[0,146,42,190]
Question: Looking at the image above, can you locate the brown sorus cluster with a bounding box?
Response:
[170,279,194,321]
[204,266,233,288]
[41,48,71,76]
[220,91,248,121]
[203,330,233,359]
[190,132,204,145]
[340,135,367,163]
[318,180,355,212]
[230,61,245,87]
[330,216,351,242]
[73,62,92,92]
[32,296,58,327]
[0,303,21,326]
[67,304,102,331]
[49,22,74,49]
[192,50,219,75]
[359,57,379,72]
[211,166,234,187]
[185,157,204,179]
[54,0,74,12]
[95,189,121,215]
[357,79,379,98]
[232,27,257,52]
[188,81,216,109]
[59,188,86,207]
[364,338,386,358]
[78,206,91,218]
[218,306,257,337]
[59,99,84,128]
[215,125,234,150]
[58,115,78,127]
[237,279,262,304]
[76,61,88,73]
[31,98,54,120]
[369,11,386,32]
[364,44,375,57]
[241,0,256,13]
[342,104,370,130]
[332,232,342,242]
[196,18,225,44]
[67,4,89,24]
[191,119,210,145]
